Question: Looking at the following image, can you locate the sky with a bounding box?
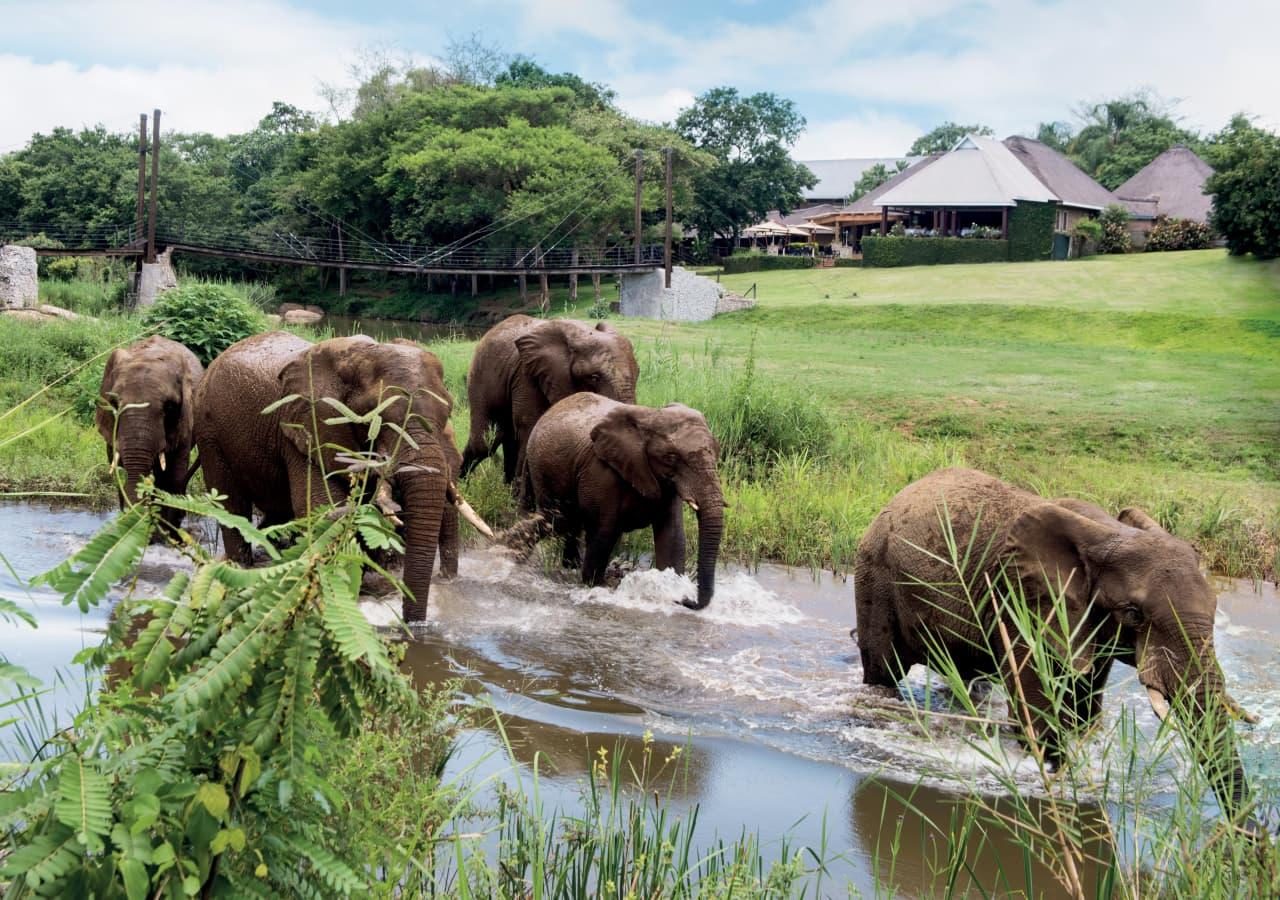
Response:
[1,0,1277,158]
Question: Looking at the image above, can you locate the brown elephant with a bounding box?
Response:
[460,315,639,496]
[96,335,204,533]
[194,332,488,621]
[855,467,1257,821]
[525,393,724,610]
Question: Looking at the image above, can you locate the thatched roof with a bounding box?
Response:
[1114,146,1215,223]
[1003,136,1117,211]
[876,135,1056,208]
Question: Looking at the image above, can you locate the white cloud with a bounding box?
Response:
[0,0,377,146]
[614,88,695,125]
[791,114,926,159]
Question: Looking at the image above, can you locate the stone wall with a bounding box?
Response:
[619,266,725,322]
[0,245,39,308]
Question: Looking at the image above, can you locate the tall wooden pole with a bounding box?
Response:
[663,147,673,287]
[633,149,643,265]
[135,114,148,247]
[146,108,161,263]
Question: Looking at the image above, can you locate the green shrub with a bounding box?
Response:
[1007,200,1055,261]
[721,254,816,274]
[1072,218,1102,242]
[833,257,862,268]
[1099,203,1132,254]
[862,236,1009,267]
[141,281,266,364]
[1145,215,1213,251]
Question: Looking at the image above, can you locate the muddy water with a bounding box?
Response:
[3,500,1278,896]
[323,315,483,343]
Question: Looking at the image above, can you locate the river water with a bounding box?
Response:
[2,500,1277,896]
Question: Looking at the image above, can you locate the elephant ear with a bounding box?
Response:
[514,324,574,405]
[1118,506,1168,536]
[95,349,125,441]
[1004,503,1116,610]
[590,407,661,500]
[277,344,356,465]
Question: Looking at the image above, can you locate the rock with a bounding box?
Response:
[283,309,324,325]
[264,313,282,325]
[1,308,50,322]
[37,304,80,320]
[0,245,39,308]
[304,304,324,316]
[278,303,303,314]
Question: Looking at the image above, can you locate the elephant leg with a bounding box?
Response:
[1006,659,1068,768]
[652,498,686,574]
[559,515,583,570]
[855,566,907,689]
[581,512,620,587]
[461,420,491,478]
[201,449,253,567]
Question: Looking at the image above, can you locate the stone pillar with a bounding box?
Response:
[0,245,39,308]
[136,247,178,307]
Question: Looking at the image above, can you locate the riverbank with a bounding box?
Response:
[1,249,1277,579]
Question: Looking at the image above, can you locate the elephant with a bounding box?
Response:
[524,393,724,610]
[193,332,489,621]
[95,335,204,534]
[460,315,640,498]
[854,467,1257,822]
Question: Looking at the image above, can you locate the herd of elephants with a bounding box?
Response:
[94,312,1260,827]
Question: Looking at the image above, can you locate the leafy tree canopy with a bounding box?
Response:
[907,122,993,156]
[1066,91,1202,189]
[848,160,909,203]
[676,87,815,239]
[1206,114,1280,259]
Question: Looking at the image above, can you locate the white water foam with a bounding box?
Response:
[569,569,805,627]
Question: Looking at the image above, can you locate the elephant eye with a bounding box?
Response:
[1118,605,1144,627]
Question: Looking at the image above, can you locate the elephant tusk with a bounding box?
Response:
[373,479,404,527]
[158,451,166,472]
[682,496,699,512]
[1146,687,1171,723]
[453,487,495,540]
[1225,691,1261,725]
[110,449,119,474]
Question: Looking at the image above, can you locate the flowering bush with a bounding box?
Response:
[1145,215,1213,251]
[1098,204,1132,254]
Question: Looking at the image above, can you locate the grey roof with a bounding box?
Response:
[1003,136,1117,211]
[796,157,922,201]
[769,203,841,225]
[1114,146,1215,223]
[875,135,1056,208]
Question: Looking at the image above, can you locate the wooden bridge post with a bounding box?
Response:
[471,273,478,297]
[518,273,527,305]
[336,225,347,297]
[592,272,601,302]
[539,273,549,313]
[633,149,643,265]
[135,114,147,249]
[570,248,579,301]
[146,109,161,264]
[664,146,673,288]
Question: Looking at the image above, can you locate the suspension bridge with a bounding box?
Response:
[1,110,680,294]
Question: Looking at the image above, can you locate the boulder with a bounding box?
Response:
[283,309,324,325]
[0,245,39,308]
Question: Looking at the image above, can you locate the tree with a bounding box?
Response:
[848,160,909,202]
[1034,121,1073,152]
[1205,114,1280,259]
[907,122,993,156]
[676,87,815,239]
[1067,92,1201,189]
[496,57,615,110]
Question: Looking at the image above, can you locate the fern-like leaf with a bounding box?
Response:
[319,557,391,673]
[158,492,281,560]
[0,595,37,628]
[285,835,365,896]
[0,825,80,888]
[275,619,322,773]
[55,754,114,852]
[37,505,153,611]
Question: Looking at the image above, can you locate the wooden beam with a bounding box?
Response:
[1001,206,1009,239]
[633,149,644,265]
[663,146,673,288]
[146,108,160,263]
[880,207,888,235]
[135,114,147,248]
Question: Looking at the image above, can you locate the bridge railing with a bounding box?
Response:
[157,221,665,270]
[0,220,142,252]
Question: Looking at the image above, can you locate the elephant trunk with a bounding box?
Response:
[684,470,724,611]
[1149,651,1256,828]
[397,440,448,623]
[116,411,163,509]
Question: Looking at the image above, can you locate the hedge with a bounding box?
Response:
[721,254,817,274]
[1008,201,1056,261]
[833,257,862,268]
[861,236,1009,267]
